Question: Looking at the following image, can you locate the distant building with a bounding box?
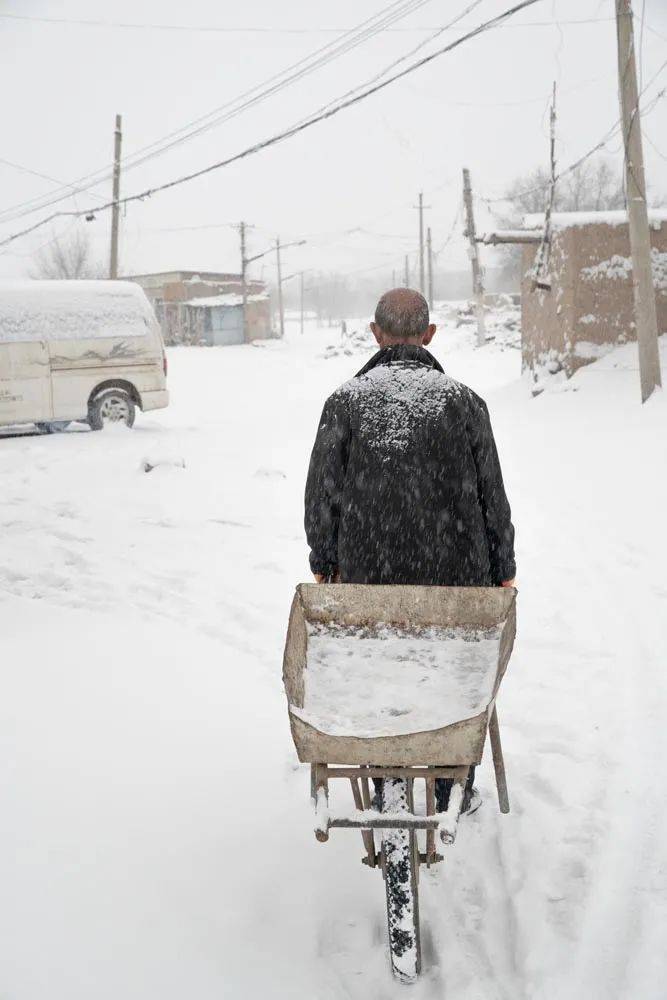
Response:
[125,270,273,345]
[519,210,667,376]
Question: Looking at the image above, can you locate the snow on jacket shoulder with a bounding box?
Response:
[304,344,516,586]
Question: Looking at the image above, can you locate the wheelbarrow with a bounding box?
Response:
[283,583,516,982]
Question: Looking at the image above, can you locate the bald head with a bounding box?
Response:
[371,287,436,348]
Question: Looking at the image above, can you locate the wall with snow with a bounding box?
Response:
[521,218,667,378]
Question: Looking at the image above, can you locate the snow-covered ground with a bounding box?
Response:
[1,311,666,999]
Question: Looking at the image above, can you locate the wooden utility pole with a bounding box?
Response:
[109,114,122,279]
[531,83,557,291]
[404,255,409,287]
[462,167,486,347]
[426,226,434,310]
[615,0,662,401]
[299,271,304,335]
[276,237,285,338]
[239,221,247,341]
[417,192,425,293]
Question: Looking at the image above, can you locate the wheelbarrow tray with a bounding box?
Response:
[283,584,516,767]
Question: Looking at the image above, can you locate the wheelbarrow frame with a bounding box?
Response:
[310,705,509,854]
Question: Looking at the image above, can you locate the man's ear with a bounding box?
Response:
[422,323,436,345]
[370,321,382,346]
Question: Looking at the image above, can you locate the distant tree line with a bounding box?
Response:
[496,154,655,286]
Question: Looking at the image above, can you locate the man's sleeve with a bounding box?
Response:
[468,393,516,584]
[304,392,350,578]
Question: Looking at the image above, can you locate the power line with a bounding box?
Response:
[298,0,485,126]
[0,0,436,226]
[480,68,667,205]
[0,12,621,33]
[0,157,105,201]
[0,0,545,251]
[406,72,609,108]
[643,130,667,162]
[1,218,80,260]
[100,0,437,189]
[6,9,647,226]
[433,206,463,256]
[337,250,420,280]
[3,1,431,221]
[6,3,629,225]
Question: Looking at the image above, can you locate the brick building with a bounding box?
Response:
[126,270,273,345]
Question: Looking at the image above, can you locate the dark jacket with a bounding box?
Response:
[305,344,515,586]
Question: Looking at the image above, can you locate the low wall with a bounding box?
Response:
[521,219,667,375]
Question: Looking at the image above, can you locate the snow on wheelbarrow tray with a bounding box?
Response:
[282,584,516,767]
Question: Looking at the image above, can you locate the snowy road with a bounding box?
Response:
[1,319,666,999]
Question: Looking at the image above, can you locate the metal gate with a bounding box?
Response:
[210,304,244,346]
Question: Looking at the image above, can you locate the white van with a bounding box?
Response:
[0,280,169,432]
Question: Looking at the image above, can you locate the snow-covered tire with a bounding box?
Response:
[88,389,135,430]
[381,778,421,982]
[35,421,70,434]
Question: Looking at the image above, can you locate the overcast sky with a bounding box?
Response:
[0,0,665,285]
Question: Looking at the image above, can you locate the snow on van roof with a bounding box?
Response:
[0,280,154,343]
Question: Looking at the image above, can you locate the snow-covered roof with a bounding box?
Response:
[0,280,155,342]
[183,293,268,308]
[523,209,667,230]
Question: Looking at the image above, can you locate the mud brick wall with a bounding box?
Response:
[521,220,667,376]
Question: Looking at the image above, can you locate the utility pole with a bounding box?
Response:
[109,114,122,279]
[276,237,285,338]
[299,271,304,335]
[426,226,434,310]
[462,167,486,348]
[392,268,396,287]
[404,255,409,287]
[418,192,424,293]
[531,83,557,291]
[615,0,662,401]
[239,221,248,342]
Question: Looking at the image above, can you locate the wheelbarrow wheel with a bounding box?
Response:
[381,778,421,982]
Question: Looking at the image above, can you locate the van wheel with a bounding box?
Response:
[36,421,70,434]
[88,389,135,430]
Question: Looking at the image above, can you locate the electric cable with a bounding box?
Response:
[0,0,545,250]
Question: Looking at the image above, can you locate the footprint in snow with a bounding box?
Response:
[253,467,287,480]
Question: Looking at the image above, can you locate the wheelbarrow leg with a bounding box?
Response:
[312,763,330,841]
[350,776,377,867]
[489,705,510,814]
[425,772,436,865]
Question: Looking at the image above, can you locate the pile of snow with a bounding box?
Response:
[320,297,521,361]
[433,296,521,351]
[321,325,375,359]
[0,280,154,342]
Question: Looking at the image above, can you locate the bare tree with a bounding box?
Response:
[30,227,105,279]
[498,155,627,287]
[504,155,626,219]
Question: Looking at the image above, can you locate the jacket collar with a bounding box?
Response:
[355,343,444,378]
